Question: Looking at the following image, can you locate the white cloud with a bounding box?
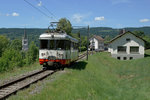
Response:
[72,14,83,23]
[111,0,130,5]
[12,12,19,16]
[94,16,105,21]
[139,19,150,23]
[37,1,42,7]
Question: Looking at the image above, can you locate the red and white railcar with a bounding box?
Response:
[39,32,78,68]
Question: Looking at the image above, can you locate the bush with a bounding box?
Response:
[0,49,23,72]
[25,41,38,65]
[0,37,39,72]
[79,46,87,52]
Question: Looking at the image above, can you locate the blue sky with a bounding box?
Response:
[0,0,150,28]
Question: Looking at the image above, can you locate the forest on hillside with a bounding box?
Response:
[0,26,150,47]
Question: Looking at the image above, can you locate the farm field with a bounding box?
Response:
[8,50,150,100]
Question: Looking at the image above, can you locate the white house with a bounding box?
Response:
[108,31,145,60]
[89,35,104,51]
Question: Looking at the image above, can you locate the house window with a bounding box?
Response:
[126,38,130,42]
[130,57,133,60]
[117,57,120,60]
[118,46,127,53]
[123,57,127,60]
[130,46,139,53]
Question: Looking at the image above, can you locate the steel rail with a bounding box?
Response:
[0,51,91,100]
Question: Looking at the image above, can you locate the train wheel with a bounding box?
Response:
[43,65,47,70]
[53,63,59,69]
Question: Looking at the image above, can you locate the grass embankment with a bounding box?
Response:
[0,62,41,82]
[9,50,150,100]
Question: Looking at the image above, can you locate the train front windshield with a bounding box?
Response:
[40,40,70,50]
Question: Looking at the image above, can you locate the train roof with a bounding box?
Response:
[39,33,78,43]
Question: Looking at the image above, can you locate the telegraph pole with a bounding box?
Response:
[92,38,94,55]
[87,25,90,60]
[80,35,81,53]
[72,25,90,60]
[78,31,81,53]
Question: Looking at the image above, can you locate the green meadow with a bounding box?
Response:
[9,50,150,100]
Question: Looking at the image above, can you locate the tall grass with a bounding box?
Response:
[9,50,150,100]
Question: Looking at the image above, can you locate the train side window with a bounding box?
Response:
[71,42,73,50]
[74,43,77,50]
[76,43,79,50]
[73,42,75,50]
[65,40,71,50]
[40,40,48,49]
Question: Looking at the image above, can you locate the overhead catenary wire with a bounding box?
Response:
[35,0,58,21]
[24,0,53,19]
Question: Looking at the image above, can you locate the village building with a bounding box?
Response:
[89,35,104,51]
[108,31,145,60]
[22,29,28,51]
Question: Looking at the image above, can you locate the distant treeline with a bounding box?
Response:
[0,26,150,47]
[72,26,150,38]
[0,28,46,47]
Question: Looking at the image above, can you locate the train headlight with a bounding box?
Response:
[48,56,56,60]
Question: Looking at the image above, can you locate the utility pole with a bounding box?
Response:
[87,25,90,60]
[92,38,94,55]
[80,36,81,53]
[78,31,81,53]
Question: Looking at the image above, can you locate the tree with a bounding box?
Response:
[132,31,150,49]
[9,39,22,51]
[0,35,9,57]
[133,31,145,37]
[143,36,150,49]
[26,41,38,64]
[77,32,80,39]
[57,18,72,35]
[0,48,23,71]
[104,35,111,43]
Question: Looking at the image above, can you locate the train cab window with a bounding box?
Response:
[40,40,48,49]
[56,40,65,50]
[75,43,78,50]
[49,40,55,50]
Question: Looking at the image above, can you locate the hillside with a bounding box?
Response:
[72,26,150,38]
[0,26,150,45]
[8,50,150,100]
[0,28,46,46]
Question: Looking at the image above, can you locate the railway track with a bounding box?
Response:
[78,51,93,59]
[0,52,90,100]
[0,69,55,100]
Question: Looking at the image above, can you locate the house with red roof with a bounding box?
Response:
[89,35,104,51]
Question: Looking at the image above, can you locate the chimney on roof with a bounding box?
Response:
[119,29,126,35]
[123,29,126,34]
